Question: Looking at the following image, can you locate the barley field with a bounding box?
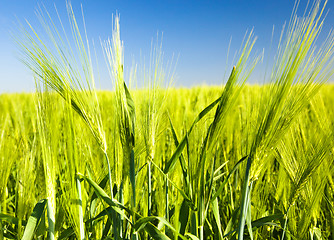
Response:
[1,84,334,240]
[1,0,334,239]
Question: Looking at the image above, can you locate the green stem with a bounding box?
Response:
[148,160,152,217]
[76,176,85,240]
[129,149,138,240]
[104,152,121,239]
[165,174,169,235]
[47,200,55,240]
[281,206,291,240]
[237,156,252,240]
[147,159,152,240]
[104,152,114,199]
[118,182,124,239]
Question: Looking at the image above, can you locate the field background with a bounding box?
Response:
[1,84,334,239]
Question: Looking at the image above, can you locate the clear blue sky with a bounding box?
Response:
[1,0,334,93]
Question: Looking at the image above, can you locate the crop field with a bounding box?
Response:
[1,84,334,240]
[1,0,334,240]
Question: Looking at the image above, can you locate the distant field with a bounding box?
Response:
[1,85,334,239]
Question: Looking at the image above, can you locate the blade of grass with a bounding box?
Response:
[21,199,47,240]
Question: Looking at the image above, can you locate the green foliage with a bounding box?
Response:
[1,0,334,239]
[2,85,334,239]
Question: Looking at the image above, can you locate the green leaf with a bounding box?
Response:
[211,198,223,240]
[134,216,187,240]
[224,213,284,238]
[4,232,16,239]
[21,199,47,240]
[142,223,171,240]
[58,227,75,240]
[102,216,112,238]
[237,156,252,240]
[168,114,189,190]
[164,96,222,174]
[90,173,110,203]
[86,207,113,224]
[246,183,253,240]
[185,233,200,240]
[81,173,172,240]
[178,199,190,237]
[0,213,27,226]
[150,160,196,210]
[129,149,136,204]
[251,214,284,228]
[78,173,131,223]
[123,81,136,145]
[223,207,240,238]
[211,155,248,201]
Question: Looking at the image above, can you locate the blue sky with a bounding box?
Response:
[0,0,334,93]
